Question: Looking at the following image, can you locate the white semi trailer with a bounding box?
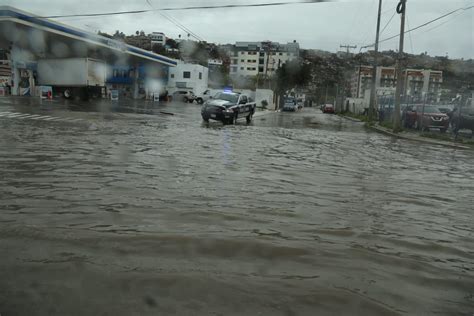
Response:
[37,58,106,100]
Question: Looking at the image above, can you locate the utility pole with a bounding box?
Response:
[368,0,383,122]
[263,41,272,88]
[393,0,407,132]
[340,44,357,56]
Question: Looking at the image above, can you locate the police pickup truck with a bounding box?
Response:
[201,92,256,124]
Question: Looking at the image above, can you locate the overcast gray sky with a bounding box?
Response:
[3,0,473,59]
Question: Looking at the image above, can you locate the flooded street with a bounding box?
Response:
[0,98,473,315]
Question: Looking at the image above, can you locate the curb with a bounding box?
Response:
[339,115,363,122]
[369,125,471,150]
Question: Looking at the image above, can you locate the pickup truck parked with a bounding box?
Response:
[201,92,256,124]
[195,89,212,105]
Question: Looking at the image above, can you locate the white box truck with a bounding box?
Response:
[37,58,107,100]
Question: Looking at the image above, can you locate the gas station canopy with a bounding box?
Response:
[0,6,178,67]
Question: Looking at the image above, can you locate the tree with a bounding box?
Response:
[167,38,179,49]
[151,44,166,55]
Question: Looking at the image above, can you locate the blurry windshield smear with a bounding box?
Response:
[0,1,473,315]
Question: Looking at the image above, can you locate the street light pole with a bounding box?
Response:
[393,0,407,132]
[369,0,383,122]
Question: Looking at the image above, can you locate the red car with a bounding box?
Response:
[322,104,335,114]
[404,105,449,132]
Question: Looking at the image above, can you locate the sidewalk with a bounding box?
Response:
[369,123,472,150]
[337,113,365,123]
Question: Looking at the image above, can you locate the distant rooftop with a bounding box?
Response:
[234,41,299,53]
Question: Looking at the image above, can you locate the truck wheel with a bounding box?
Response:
[196,98,203,105]
[202,117,209,123]
[63,89,72,99]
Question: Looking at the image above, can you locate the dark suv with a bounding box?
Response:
[201,92,256,124]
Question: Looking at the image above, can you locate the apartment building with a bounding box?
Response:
[150,32,166,47]
[228,41,300,78]
[351,65,443,102]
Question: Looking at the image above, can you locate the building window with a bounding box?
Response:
[231,67,237,73]
[241,67,244,70]
[232,60,237,64]
[241,59,245,62]
[279,52,283,56]
[199,72,202,80]
[183,71,191,79]
[170,74,175,79]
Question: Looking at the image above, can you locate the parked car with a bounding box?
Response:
[322,104,335,114]
[449,105,474,134]
[404,104,450,132]
[282,97,298,111]
[201,92,256,124]
[172,90,196,103]
[195,89,212,105]
[437,104,454,114]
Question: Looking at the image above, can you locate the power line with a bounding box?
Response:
[380,11,396,35]
[162,13,204,41]
[360,5,474,50]
[358,0,378,48]
[380,5,474,44]
[41,0,331,19]
[421,10,466,35]
[147,0,203,41]
[146,0,204,41]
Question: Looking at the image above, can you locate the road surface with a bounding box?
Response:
[0,97,473,315]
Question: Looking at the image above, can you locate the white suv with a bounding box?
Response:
[172,90,196,103]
